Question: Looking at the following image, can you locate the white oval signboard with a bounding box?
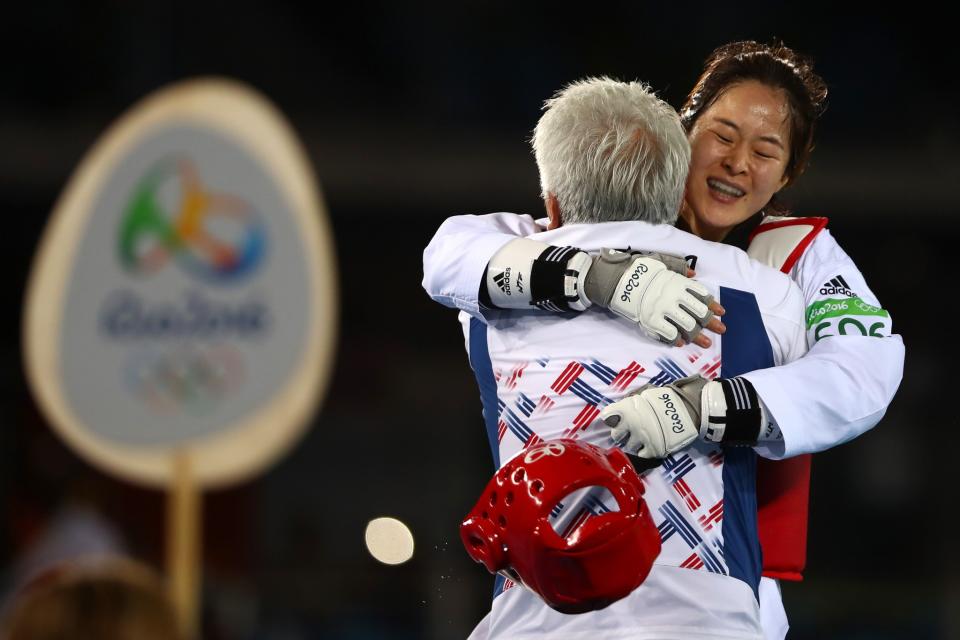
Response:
[23,78,337,488]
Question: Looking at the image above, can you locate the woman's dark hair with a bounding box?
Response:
[680,40,828,190]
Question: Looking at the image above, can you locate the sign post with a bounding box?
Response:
[167,450,201,636]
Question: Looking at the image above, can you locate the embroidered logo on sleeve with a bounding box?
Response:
[818,275,856,297]
[806,297,891,341]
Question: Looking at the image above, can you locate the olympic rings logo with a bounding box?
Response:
[118,158,266,283]
[124,344,245,416]
[524,441,566,464]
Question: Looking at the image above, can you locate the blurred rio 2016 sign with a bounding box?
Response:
[24,79,337,488]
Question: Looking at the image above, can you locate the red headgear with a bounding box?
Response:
[460,439,661,614]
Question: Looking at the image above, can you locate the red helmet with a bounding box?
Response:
[460,439,661,614]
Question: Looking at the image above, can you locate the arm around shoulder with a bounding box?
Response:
[746,229,905,458]
[422,213,539,319]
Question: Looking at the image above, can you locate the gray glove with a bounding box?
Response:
[584,249,715,344]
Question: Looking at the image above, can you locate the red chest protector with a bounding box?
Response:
[747,215,828,581]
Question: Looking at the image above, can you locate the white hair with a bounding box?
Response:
[532,77,690,225]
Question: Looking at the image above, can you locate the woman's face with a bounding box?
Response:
[682,80,791,241]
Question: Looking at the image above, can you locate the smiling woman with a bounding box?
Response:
[682,81,792,240]
[678,41,828,241]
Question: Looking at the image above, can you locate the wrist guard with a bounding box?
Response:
[700,377,780,446]
[485,238,592,311]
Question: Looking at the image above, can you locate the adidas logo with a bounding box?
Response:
[493,269,512,295]
[819,275,856,297]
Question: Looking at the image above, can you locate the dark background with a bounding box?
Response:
[1,3,956,638]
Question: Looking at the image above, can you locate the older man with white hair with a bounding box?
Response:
[425,77,808,639]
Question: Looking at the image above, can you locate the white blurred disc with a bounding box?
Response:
[364,517,414,565]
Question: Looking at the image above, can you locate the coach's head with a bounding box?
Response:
[533,77,691,230]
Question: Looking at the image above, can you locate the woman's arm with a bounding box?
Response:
[599,227,904,462]
[421,212,541,319]
[422,213,722,345]
[743,229,904,457]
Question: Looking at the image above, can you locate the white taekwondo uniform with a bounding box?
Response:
[422,212,904,640]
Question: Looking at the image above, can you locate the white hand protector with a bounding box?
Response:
[601,376,706,459]
[584,249,714,344]
[602,374,781,459]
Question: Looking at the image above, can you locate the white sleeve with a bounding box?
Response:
[744,230,905,458]
[748,273,806,461]
[421,212,541,321]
